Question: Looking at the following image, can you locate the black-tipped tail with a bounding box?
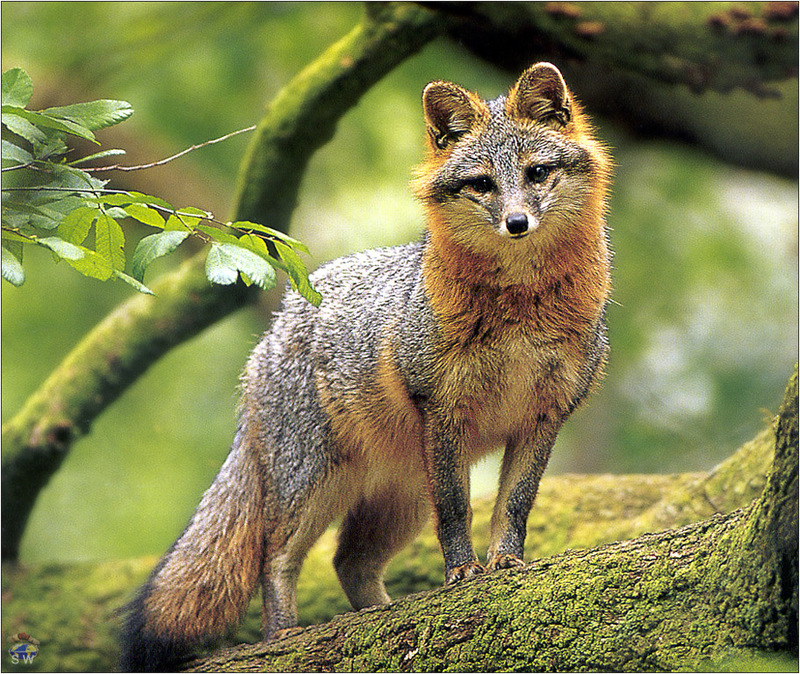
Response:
[119,553,194,672]
[118,426,266,671]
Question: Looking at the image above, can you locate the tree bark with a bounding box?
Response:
[180,367,797,672]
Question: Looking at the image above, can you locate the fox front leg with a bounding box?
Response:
[422,416,486,583]
[487,422,562,570]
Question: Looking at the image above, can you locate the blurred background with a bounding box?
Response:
[2,2,797,565]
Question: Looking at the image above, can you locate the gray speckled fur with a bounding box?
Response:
[244,238,434,488]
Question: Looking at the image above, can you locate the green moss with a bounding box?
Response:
[2,382,789,671]
[1,558,153,672]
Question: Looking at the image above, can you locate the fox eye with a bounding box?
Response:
[463,175,495,194]
[527,165,551,184]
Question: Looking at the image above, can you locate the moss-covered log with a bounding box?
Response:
[0,2,444,562]
[180,366,798,672]
[1,371,791,672]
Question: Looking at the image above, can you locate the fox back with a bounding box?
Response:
[120,62,611,671]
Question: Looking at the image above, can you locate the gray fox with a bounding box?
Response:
[120,61,611,671]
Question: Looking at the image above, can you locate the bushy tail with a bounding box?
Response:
[119,427,265,671]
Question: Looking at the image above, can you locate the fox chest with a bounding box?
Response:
[433,327,588,445]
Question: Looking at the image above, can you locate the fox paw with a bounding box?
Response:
[487,553,525,571]
[446,561,487,584]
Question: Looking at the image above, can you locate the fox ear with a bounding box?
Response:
[508,62,572,129]
[422,81,486,150]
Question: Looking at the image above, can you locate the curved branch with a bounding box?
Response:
[1,2,444,561]
[82,124,257,173]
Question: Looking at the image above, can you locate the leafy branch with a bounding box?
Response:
[1,68,320,305]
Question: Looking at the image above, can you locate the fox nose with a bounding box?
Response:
[505,212,529,236]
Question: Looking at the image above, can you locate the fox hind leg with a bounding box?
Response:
[260,470,355,639]
[334,484,429,610]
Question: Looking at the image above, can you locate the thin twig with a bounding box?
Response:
[81,124,257,173]
[0,162,35,173]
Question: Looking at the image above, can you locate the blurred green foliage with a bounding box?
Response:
[1,2,796,565]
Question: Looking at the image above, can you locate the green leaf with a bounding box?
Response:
[123,203,166,228]
[2,244,25,286]
[233,234,321,306]
[69,148,126,166]
[37,236,84,260]
[67,249,114,280]
[2,237,24,273]
[39,237,114,281]
[88,191,174,210]
[43,99,133,131]
[2,108,48,146]
[2,68,33,107]
[50,163,108,192]
[59,206,100,245]
[31,133,69,161]
[1,229,30,245]
[40,113,98,143]
[205,241,277,290]
[164,214,191,232]
[232,220,311,255]
[1,138,34,167]
[196,223,239,245]
[2,106,97,143]
[105,206,129,220]
[204,244,239,286]
[131,230,189,281]
[94,212,126,271]
[30,205,70,230]
[125,191,174,210]
[238,232,272,258]
[5,192,90,231]
[2,202,59,230]
[113,270,154,296]
[275,240,322,306]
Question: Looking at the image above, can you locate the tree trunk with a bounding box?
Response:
[181,367,797,672]
[438,2,798,96]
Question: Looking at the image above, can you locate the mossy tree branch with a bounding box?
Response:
[439,1,798,96]
[180,367,797,672]
[0,383,789,672]
[0,2,444,561]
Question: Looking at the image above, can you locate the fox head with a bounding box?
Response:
[413,62,610,279]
